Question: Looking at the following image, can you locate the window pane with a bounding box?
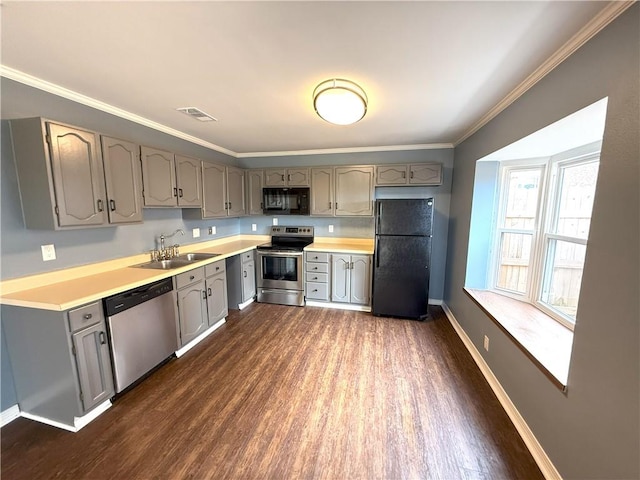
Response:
[540,239,587,321]
[503,169,540,230]
[496,232,532,294]
[554,161,599,239]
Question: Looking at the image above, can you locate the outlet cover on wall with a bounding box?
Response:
[272,218,278,226]
[328,225,334,233]
[193,228,200,238]
[483,335,490,351]
[252,224,257,232]
[209,226,216,235]
[41,244,56,261]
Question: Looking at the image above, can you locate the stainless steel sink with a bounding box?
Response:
[175,252,220,262]
[131,252,220,270]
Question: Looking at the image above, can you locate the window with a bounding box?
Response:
[491,148,600,329]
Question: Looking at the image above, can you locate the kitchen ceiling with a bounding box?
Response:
[0,1,615,157]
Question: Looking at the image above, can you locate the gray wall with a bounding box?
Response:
[444,6,639,479]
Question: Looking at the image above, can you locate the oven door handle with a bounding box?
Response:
[260,289,297,295]
[258,251,304,257]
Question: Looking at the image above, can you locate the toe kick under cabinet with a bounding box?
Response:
[1,302,115,430]
[305,251,372,307]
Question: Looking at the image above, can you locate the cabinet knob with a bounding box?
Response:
[84,313,92,320]
[190,275,195,280]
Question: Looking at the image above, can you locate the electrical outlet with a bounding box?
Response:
[252,223,257,232]
[193,228,200,238]
[272,218,278,226]
[483,335,490,352]
[41,244,56,261]
[328,225,334,233]
[209,226,216,235]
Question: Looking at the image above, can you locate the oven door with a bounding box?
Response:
[257,250,304,291]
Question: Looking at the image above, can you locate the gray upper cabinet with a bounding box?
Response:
[246,169,264,215]
[9,118,111,229]
[264,168,309,187]
[334,166,375,216]
[201,162,227,218]
[310,167,335,216]
[141,147,203,208]
[175,155,203,207]
[375,163,442,186]
[227,166,246,217]
[101,136,144,224]
[141,146,177,207]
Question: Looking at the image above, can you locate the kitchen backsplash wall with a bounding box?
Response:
[239,216,374,238]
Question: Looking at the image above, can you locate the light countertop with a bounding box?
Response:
[0,235,374,312]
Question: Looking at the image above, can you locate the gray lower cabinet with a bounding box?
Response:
[226,251,256,309]
[141,147,203,208]
[175,268,208,346]
[305,251,330,301]
[1,301,115,428]
[205,261,228,325]
[331,254,372,305]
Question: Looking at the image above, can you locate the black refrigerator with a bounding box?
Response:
[372,198,433,320]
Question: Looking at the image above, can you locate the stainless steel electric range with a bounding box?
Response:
[256,226,314,306]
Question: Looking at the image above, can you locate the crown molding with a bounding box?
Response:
[236,143,454,158]
[455,0,636,146]
[0,65,238,158]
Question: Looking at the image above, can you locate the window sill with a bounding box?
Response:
[464,287,572,391]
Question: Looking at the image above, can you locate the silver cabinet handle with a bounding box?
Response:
[202,290,207,299]
[208,287,212,296]
[97,199,104,212]
[179,188,183,198]
[109,199,116,211]
[99,331,106,345]
[173,187,178,197]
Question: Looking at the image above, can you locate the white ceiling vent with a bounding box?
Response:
[176,107,218,122]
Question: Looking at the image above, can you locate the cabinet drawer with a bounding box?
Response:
[306,262,329,274]
[306,272,329,283]
[205,260,226,277]
[68,302,103,333]
[306,252,329,263]
[241,251,254,263]
[306,282,329,301]
[175,267,204,290]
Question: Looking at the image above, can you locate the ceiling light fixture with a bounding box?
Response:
[313,78,368,125]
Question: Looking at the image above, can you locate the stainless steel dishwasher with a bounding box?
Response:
[103,278,178,393]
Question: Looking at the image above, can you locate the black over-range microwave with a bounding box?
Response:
[262,187,310,215]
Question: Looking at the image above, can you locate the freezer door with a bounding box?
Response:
[376,199,433,236]
[372,235,431,319]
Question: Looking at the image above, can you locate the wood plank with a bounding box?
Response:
[1,304,543,480]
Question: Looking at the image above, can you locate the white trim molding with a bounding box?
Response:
[175,318,226,358]
[1,404,20,427]
[305,300,371,312]
[236,143,454,158]
[455,1,634,146]
[442,303,563,480]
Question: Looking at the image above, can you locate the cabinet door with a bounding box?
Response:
[141,146,177,206]
[72,323,114,412]
[101,136,143,224]
[350,255,371,305]
[226,167,246,217]
[310,167,334,216]
[242,260,256,302]
[47,123,107,227]
[206,272,228,325]
[264,168,286,186]
[175,155,202,207]
[287,168,310,186]
[376,165,408,185]
[334,166,374,216]
[202,163,227,218]
[177,281,208,346]
[331,254,351,303]
[409,163,442,185]
[246,169,264,215]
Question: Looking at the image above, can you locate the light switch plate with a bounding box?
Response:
[41,244,56,261]
[209,226,216,235]
[193,228,200,238]
[252,223,257,232]
[328,225,334,233]
[272,218,278,226]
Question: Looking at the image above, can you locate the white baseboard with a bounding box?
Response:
[238,297,255,310]
[1,404,20,427]
[305,300,371,312]
[441,303,562,480]
[175,318,226,358]
[18,399,112,432]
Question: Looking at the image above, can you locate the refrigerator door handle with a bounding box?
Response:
[376,202,382,233]
[375,237,380,267]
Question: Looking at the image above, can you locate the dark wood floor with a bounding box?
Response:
[1,303,543,480]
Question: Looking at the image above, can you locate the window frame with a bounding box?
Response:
[489,144,601,330]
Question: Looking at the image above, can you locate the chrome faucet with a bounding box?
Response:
[155,229,185,260]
